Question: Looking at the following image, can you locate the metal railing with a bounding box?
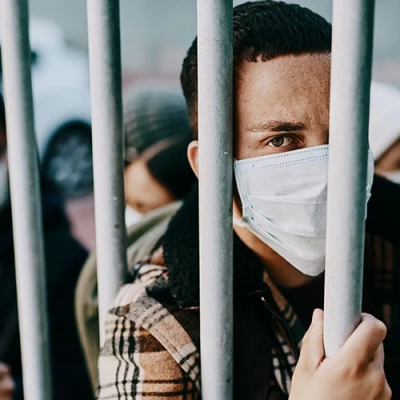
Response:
[86,0,127,346]
[0,1,52,399]
[324,0,375,357]
[197,1,234,398]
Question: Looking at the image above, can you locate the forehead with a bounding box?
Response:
[235,53,331,122]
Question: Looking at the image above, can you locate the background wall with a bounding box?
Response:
[29,0,400,85]
[24,0,400,250]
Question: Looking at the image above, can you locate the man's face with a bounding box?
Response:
[231,53,331,282]
[234,53,331,160]
[187,53,331,189]
[186,53,332,284]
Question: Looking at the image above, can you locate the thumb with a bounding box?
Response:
[297,309,325,371]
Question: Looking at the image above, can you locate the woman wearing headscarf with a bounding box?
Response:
[122,82,195,225]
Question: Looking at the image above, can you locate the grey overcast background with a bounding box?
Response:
[29,0,400,84]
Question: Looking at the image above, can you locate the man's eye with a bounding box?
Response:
[267,135,294,148]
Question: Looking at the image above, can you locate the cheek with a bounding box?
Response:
[151,184,176,206]
[139,180,177,213]
[234,129,255,160]
[124,170,137,201]
[124,169,149,211]
[124,185,141,211]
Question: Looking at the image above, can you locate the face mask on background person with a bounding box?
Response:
[234,145,374,277]
[125,205,143,227]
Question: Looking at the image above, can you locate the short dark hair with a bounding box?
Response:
[180,0,332,138]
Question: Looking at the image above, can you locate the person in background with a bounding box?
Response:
[75,83,196,393]
[0,93,92,399]
[123,83,195,226]
[125,136,196,217]
[369,81,400,182]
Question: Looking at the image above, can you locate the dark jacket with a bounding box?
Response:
[0,193,92,400]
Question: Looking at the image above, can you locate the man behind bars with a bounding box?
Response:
[97,2,398,399]
[0,91,92,398]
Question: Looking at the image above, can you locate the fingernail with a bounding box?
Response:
[312,309,321,324]
[312,310,317,324]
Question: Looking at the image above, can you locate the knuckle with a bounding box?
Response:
[370,370,387,394]
[385,385,393,400]
[371,320,387,340]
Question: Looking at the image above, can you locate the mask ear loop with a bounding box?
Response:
[233,159,252,228]
[232,214,247,228]
[232,176,248,228]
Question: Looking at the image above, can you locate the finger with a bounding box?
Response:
[375,381,392,400]
[373,343,385,369]
[337,314,386,366]
[298,309,325,371]
[367,343,385,373]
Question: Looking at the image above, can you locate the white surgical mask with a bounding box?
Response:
[384,170,400,185]
[0,159,8,211]
[125,205,143,227]
[234,145,374,277]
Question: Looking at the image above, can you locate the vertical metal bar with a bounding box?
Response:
[197,0,233,398]
[324,0,375,357]
[87,0,127,345]
[0,1,52,399]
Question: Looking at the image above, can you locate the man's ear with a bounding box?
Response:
[187,140,199,178]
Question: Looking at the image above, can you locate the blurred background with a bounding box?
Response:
[19,0,400,249]
[30,0,400,84]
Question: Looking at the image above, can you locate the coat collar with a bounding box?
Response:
[148,183,265,309]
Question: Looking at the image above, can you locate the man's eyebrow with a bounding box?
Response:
[246,121,306,133]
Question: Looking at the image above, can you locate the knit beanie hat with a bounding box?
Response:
[123,82,192,162]
[369,81,400,160]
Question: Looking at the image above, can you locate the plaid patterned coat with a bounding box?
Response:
[97,178,400,399]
